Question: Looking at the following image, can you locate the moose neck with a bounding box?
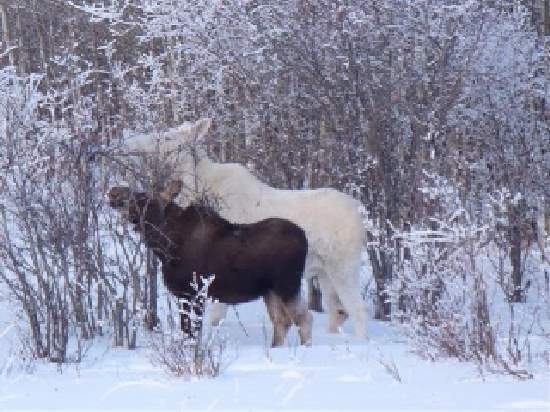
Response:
[134,198,177,264]
[135,201,212,264]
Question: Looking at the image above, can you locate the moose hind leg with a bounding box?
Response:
[318,275,348,333]
[332,275,368,339]
[283,295,313,346]
[264,292,291,347]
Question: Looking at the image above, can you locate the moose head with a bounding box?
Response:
[107,179,183,225]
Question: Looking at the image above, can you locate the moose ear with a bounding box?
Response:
[188,118,212,143]
[161,179,183,202]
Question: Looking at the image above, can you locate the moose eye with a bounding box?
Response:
[107,187,132,209]
[111,199,126,209]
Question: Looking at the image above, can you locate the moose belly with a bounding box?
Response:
[162,266,271,305]
[207,275,271,304]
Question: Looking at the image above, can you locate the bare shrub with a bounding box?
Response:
[378,354,402,383]
[0,68,154,362]
[149,327,228,379]
[148,276,230,379]
[392,207,546,379]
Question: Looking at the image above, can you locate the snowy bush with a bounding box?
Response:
[394,220,495,362]
[148,276,229,379]
[0,65,154,362]
[389,173,548,378]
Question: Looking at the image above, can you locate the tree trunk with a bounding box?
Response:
[14,6,28,74]
[509,200,526,303]
[0,4,17,67]
[114,298,124,346]
[368,228,392,321]
[145,251,159,330]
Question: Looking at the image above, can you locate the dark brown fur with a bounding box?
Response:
[108,184,312,346]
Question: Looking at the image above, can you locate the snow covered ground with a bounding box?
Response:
[0,299,548,411]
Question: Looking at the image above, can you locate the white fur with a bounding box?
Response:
[126,119,368,338]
